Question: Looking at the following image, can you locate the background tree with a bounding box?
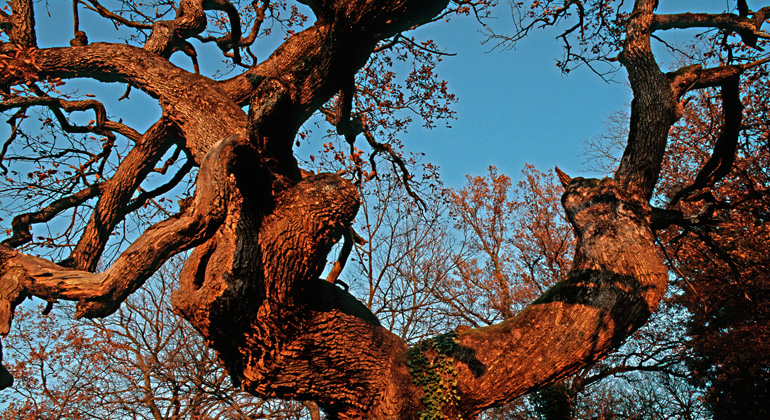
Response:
[660,66,770,420]
[0,1,768,418]
[443,165,573,325]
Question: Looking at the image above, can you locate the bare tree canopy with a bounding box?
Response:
[0,0,768,418]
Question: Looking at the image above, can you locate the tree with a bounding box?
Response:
[444,165,574,325]
[659,66,770,420]
[347,166,455,342]
[584,22,770,418]
[0,0,768,418]
[1,257,313,419]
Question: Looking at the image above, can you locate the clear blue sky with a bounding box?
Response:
[402,15,630,186]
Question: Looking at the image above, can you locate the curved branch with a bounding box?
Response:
[202,0,243,64]
[0,109,25,175]
[363,128,425,208]
[126,157,195,214]
[668,75,742,207]
[0,94,142,142]
[170,170,668,418]
[0,9,10,32]
[194,0,268,61]
[1,43,248,162]
[667,57,770,99]
[143,0,207,58]
[452,176,667,417]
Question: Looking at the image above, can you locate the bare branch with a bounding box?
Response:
[72,0,79,34]
[79,0,154,30]
[0,109,25,175]
[362,128,425,208]
[325,225,365,284]
[0,93,142,142]
[2,183,104,248]
[400,36,457,56]
[126,157,195,214]
[373,34,402,53]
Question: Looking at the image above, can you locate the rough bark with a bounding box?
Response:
[8,0,36,47]
[615,0,678,201]
[62,118,180,271]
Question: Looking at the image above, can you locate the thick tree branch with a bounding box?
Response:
[652,11,770,49]
[667,57,770,99]
[61,118,178,271]
[172,172,669,418]
[666,64,744,99]
[143,0,207,58]
[0,10,10,33]
[453,176,667,416]
[614,0,678,200]
[1,43,248,162]
[0,1,688,416]
[220,0,452,106]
